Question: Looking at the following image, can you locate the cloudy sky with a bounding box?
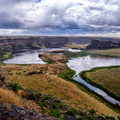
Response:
[0,0,120,36]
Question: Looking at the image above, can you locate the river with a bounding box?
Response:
[3,48,120,106]
[67,55,120,106]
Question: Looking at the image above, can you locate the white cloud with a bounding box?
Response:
[0,0,120,36]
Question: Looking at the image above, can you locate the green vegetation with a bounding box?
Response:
[105,116,115,120]
[87,115,95,120]
[0,52,13,62]
[59,67,76,81]
[9,82,22,92]
[66,108,77,115]
[49,109,62,118]
[89,109,96,114]
[63,51,89,61]
[80,66,120,101]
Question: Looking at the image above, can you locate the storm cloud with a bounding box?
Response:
[0,0,120,36]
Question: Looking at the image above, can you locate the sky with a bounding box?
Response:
[0,0,120,36]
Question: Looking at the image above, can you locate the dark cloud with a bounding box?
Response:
[0,0,120,36]
[0,12,23,29]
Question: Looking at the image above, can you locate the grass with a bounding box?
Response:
[66,108,77,115]
[0,88,22,106]
[86,48,120,57]
[80,66,120,101]
[63,51,89,61]
[0,52,13,61]
[0,64,119,116]
[9,82,22,92]
[63,42,89,49]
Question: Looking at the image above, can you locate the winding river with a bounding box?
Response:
[3,48,120,106]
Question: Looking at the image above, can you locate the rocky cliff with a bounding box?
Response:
[86,39,120,49]
[0,36,70,52]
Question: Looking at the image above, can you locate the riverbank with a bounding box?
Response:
[86,48,120,58]
[0,52,13,62]
[80,66,120,102]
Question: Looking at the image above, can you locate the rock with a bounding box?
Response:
[0,37,70,52]
[86,39,120,49]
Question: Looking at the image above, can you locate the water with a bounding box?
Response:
[67,56,120,106]
[3,49,120,106]
[3,48,80,64]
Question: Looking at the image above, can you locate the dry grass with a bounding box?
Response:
[64,42,89,49]
[86,67,120,98]
[88,48,120,57]
[0,64,118,116]
[0,88,22,106]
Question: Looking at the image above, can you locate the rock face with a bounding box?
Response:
[86,39,120,49]
[0,37,70,52]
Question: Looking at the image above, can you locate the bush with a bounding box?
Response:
[50,109,61,118]
[87,115,95,120]
[105,116,115,120]
[35,92,42,100]
[9,82,22,92]
[89,109,96,114]
[43,95,51,100]
[52,103,58,109]
[79,111,84,116]
[37,102,48,109]
[66,108,77,115]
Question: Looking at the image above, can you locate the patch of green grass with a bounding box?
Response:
[52,103,58,109]
[37,101,48,108]
[35,92,42,100]
[63,51,89,62]
[9,82,22,92]
[49,109,61,118]
[89,109,96,114]
[0,52,13,61]
[105,116,115,120]
[87,115,95,120]
[79,111,84,116]
[66,108,77,115]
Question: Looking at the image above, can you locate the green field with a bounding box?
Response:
[80,66,120,101]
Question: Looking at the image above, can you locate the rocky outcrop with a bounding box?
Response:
[0,103,57,120]
[86,39,120,49]
[0,37,70,52]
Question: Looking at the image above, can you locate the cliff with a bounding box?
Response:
[0,37,70,52]
[86,39,120,49]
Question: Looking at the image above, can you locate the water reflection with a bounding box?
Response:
[67,56,120,106]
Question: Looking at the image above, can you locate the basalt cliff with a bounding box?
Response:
[86,39,120,50]
[0,37,70,52]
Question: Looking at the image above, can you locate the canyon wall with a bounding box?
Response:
[0,37,70,52]
[86,39,120,49]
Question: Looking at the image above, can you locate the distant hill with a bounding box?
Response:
[68,36,120,44]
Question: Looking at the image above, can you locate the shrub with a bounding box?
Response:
[9,82,22,92]
[50,109,61,118]
[89,109,96,114]
[37,102,48,109]
[35,92,42,100]
[52,103,58,109]
[66,108,77,115]
[79,111,84,116]
[87,115,95,120]
[105,116,115,120]
[43,95,51,100]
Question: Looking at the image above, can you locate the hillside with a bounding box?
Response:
[0,53,119,120]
